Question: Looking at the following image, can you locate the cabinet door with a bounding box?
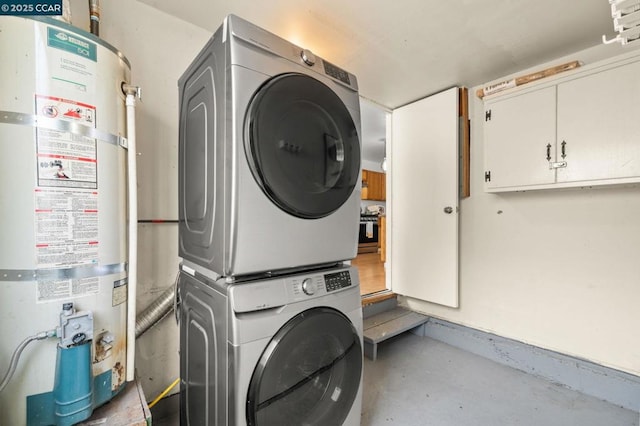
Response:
[361,170,369,199]
[557,60,640,183]
[362,170,386,200]
[371,172,380,200]
[484,86,557,190]
[372,171,386,200]
[391,87,459,307]
[368,171,378,200]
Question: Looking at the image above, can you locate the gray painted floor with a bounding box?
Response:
[152,333,639,425]
[362,333,638,426]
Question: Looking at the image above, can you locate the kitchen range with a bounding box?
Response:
[358,213,380,253]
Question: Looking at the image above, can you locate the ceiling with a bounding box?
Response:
[140,0,615,110]
[138,0,616,164]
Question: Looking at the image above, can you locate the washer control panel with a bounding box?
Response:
[290,275,325,299]
[324,270,352,292]
[287,267,355,301]
[231,267,358,313]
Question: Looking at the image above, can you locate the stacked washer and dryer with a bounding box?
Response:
[177,15,364,426]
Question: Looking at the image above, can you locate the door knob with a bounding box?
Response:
[443,206,454,214]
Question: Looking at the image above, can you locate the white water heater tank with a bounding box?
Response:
[0,16,131,425]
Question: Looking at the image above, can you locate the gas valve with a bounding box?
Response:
[57,302,94,348]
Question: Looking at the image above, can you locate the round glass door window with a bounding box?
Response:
[246,307,362,426]
[245,73,360,219]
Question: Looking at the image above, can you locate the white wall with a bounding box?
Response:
[361,158,384,172]
[92,0,210,398]
[401,43,640,376]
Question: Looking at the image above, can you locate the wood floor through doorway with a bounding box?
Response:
[352,252,386,296]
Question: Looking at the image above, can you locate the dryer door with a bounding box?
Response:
[245,73,360,219]
[246,307,362,426]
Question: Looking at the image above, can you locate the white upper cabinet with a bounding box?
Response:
[484,86,556,190]
[556,61,640,184]
[484,53,640,192]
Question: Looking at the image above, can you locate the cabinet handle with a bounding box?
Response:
[561,141,567,159]
[546,143,551,161]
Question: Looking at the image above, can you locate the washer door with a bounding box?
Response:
[246,307,362,426]
[245,73,360,219]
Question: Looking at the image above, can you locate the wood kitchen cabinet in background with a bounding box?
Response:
[484,52,640,192]
[361,169,386,200]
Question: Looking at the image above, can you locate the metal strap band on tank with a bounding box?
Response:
[0,263,127,282]
[0,110,128,148]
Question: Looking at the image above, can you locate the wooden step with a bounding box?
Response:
[363,306,429,361]
[361,291,396,307]
[362,292,397,319]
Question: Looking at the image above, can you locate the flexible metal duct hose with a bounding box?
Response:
[135,274,178,338]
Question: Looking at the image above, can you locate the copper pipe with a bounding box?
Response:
[89,0,100,37]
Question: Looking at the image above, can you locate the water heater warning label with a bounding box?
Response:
[35,95,97,189]
[37,277,99,302]
[35,188,99,268]
[34,188,100,302]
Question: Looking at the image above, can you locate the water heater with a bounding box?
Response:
[0,16,133,425]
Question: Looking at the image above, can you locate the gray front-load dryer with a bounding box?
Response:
[178,264,364,426]
[178,15,362,278]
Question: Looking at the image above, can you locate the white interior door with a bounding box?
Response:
[390,87,459,307]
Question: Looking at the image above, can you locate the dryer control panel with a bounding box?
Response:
[323,61,351,85]
[324,270,352,292]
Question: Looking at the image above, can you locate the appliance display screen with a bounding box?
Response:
[323,61,351,85]
[324,270,352,292]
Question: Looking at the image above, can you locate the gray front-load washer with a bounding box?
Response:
[178,264,364,426]
[178,15,362,278]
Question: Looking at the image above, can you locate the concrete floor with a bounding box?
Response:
[152,333,639,425]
